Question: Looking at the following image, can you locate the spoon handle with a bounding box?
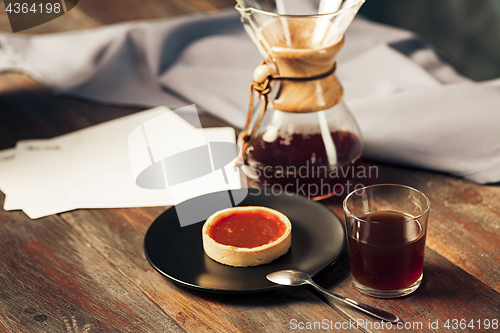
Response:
[306,281,402,324]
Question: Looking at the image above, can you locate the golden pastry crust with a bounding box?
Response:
[202,206,292,267]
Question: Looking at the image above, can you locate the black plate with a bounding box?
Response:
[144,189,345,293]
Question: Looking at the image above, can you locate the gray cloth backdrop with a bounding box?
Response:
[1,9,499,184]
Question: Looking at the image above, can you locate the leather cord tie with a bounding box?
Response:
[235,61,337,167]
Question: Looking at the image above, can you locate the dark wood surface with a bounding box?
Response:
[0,1,499,332]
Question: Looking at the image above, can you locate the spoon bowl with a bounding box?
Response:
[267,270,312,287]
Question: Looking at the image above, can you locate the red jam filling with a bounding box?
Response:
[208,210,287,248]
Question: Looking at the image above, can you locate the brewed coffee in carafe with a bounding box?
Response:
[236,0,365,200]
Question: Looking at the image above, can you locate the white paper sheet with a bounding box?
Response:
[0,106,242,219]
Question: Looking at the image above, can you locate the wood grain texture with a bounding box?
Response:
[0,73,143,150]
[0,324,10,333]
[0,0,235,35]
[59,207,361,332]
[319,161,500,331]
[322,161,500,294]
[0,0,498,331]
[0,194,185,333]
[314,245,500,332]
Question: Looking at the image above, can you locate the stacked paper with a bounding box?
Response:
[0,105,242,219]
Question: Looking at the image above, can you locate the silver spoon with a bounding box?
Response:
[267,270,402,324]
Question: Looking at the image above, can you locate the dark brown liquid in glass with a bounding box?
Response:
[244,130,362,199]
[347,211,426,291]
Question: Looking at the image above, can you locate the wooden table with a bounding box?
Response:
[0,1,499,332]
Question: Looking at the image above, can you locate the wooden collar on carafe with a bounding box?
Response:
[236,36,344,167]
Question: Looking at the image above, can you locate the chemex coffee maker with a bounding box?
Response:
[236,0,365,200]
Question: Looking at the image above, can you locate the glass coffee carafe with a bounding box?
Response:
[236,0,365,200]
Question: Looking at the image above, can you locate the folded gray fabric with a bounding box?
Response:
[0,9,499,184]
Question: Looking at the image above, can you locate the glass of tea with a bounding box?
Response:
[343,184,430,298]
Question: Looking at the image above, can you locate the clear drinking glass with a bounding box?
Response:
[343,184,430,298]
